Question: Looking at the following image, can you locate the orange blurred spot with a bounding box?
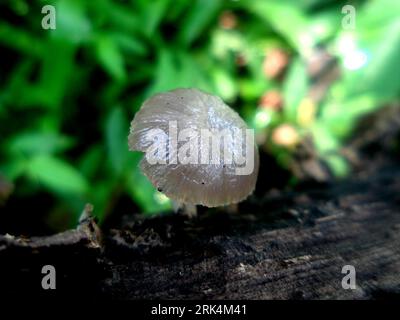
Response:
[0,176,14,204]
[263,49,289,79]
[219,11,237,30]
[259,90,283,111]
[272,124,299,147]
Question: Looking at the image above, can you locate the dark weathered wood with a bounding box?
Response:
[1,160,399,300]
[0,205,103,298]
[100,162,400,300]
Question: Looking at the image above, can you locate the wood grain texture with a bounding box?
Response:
[2,160,399,300]
[100,163,400,300]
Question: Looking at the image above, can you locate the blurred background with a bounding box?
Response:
[0,0,399,234]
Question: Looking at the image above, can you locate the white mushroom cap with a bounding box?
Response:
[128,88,259,207]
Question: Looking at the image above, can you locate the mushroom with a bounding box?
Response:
[128,88,259,216]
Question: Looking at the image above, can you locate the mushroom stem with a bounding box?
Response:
[172,201,198,218]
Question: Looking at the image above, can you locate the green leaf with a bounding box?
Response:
[112,33,147,56]
[320,95,376,139]
[95,35,126,80]
[147,49,212,97]
[53,0,92,44]
[0,23,44,57]
[34,39,76,109]
[139,0,170,36]
[127,156,171,214]
[239,78,270,101]
[105,107,130,174]
[212,67,237,102]
[334,0,400,104]
[324,154,349,178]
[3,38,75,110]
[147,49,179,96]
[178,53,213,92]
[0,60,36,109]
[106,2,141,33]
[78,145,103,179]
[87,180,114,223]
[282,58,308,122]
[178,0,222,46]
[27,155,89,194]
[166,0,188,22]
[311,123,339,154]
[247,0,309,51]
[0,159,26,180]
[8,132,74,156]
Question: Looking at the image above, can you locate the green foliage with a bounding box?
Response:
[282,58,308,122]
[105,107,129,175]
[27,154,89,194]
[0,0,399,229]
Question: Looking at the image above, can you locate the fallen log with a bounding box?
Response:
[1,160,399,300]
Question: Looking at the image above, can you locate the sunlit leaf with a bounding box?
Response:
[247,0,309,52]
[321,95,376,139]
[146,49,177,96]
[324,154,349,178]
[139,0,170,36]
[334,0,400,104]
[178,0,222,46]
[311,123,339,154]
[147,49,211,96]
[28,155,89,194]
[212,68,237,102]
[52,0,92,44]
[112,33,147,56]
[95,35,126,80]
[282,58,308,122]
[8,132,74,155]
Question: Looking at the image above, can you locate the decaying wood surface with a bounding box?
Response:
[1,107,399,300]
[100,161,400,300]
[1,159,399,300]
